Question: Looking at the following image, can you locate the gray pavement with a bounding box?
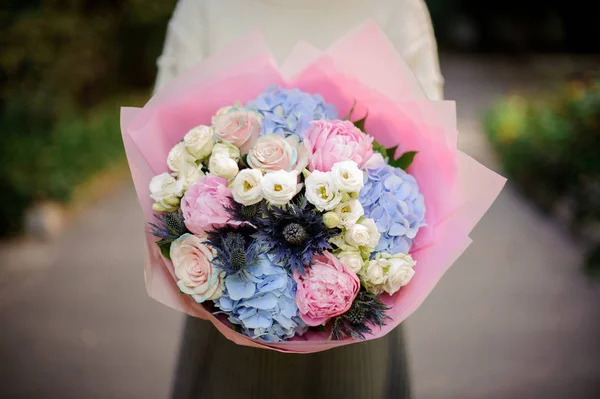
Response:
[1,56,599,398]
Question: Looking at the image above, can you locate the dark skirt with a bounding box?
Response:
[171,316,410,399]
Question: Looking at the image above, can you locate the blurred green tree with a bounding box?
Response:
[0,0,176,235]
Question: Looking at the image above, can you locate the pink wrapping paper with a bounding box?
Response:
[121,21,505,353]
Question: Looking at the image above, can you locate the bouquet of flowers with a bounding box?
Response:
[121,22,505,353]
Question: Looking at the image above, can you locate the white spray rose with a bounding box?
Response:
[344,218,381,251]
[361,252,416,295]
[231,169,264,205]
[330,160,364,193]
[212,142,241,161]
[167,142,196,174]
[337,250,365,274]
[177,162,204,190]
[260,170,300,205]
[149,172,184,212]
[183,125,214,160]
[208,152,239,180]
[334,199,364,228]
[363,259,387,287]
[305,170,342,211]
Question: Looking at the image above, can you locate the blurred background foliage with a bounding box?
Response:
[0,0,176,235]
[485,74,600,274]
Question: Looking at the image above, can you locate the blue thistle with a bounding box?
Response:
[149,211,189,259]
[253,196,340,275]
[224,197,264,226]
[206,225,264,276]
[328,288,391,340]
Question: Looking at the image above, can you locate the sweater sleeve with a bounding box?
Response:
[380,0,444,100]
[154,0,209,92]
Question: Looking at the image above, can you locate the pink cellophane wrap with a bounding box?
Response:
[121,21,506,353]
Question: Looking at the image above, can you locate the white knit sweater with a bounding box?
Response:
[155,0,443,100]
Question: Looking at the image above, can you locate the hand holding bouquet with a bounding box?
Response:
[121,22,505,353]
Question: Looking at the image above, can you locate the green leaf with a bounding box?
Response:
[157,241,172,260]
[372,140,388,159]
[389,151,418,170]
[385,145,399,161]
[353,112,368,132]
[343,99,357,120]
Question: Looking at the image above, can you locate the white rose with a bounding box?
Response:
[363,260,387,288]
[149,172,184,212]
[208,152,239,180]
[361,252,416,296]
[344,218,381,250]
[305,170,342,211]
[334,199,364,228]
[337,250,365,274]
[183,125,214,159]
[260,169,300,205]
[167,142,196,173]
[178,161,204,190]
[331,160,364,193]
[231,169,264,205]
[381,253,416,295]
[212,142,241,161]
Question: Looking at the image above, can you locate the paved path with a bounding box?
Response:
[1,57,599,398]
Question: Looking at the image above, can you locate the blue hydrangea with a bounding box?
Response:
[214,254,306,342]
[359,164,426,254]
[246,85,338,139]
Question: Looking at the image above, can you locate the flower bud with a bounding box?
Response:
[323,211,340,228]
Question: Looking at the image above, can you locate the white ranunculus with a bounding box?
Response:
[334,199,364,228]
[382,252,416,295]
[208,151,239,180]
[149,172,184,211]
[330,160,364,193]
[178,161,204,190]
[231,169,264,205]
[260,169,300,205]
[183,125,214,160]
[167,142,196,173]
[304,170,342,211]
[344,218,381,251]
[337,250,365,274]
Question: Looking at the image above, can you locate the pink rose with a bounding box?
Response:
[171,234,224,303]
[247,134,308,173]
[303,120,375,172]
[212,106,262,155]
[181,175,240,235]
[294,251,360,326]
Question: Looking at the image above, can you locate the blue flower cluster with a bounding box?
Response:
[247,85,338,139]
[359,164,426,254]
[214,254,306,342]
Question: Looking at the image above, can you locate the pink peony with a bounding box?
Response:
[180,175,240,235]
[303,120,375,172]
[294,251,360,326]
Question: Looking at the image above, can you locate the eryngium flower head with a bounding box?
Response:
[253,196,340,275]
[246,85,338,140]
[329,288,391,341]
[214,254,306,342]
[206,225,263,276]
[359,164,426,254]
